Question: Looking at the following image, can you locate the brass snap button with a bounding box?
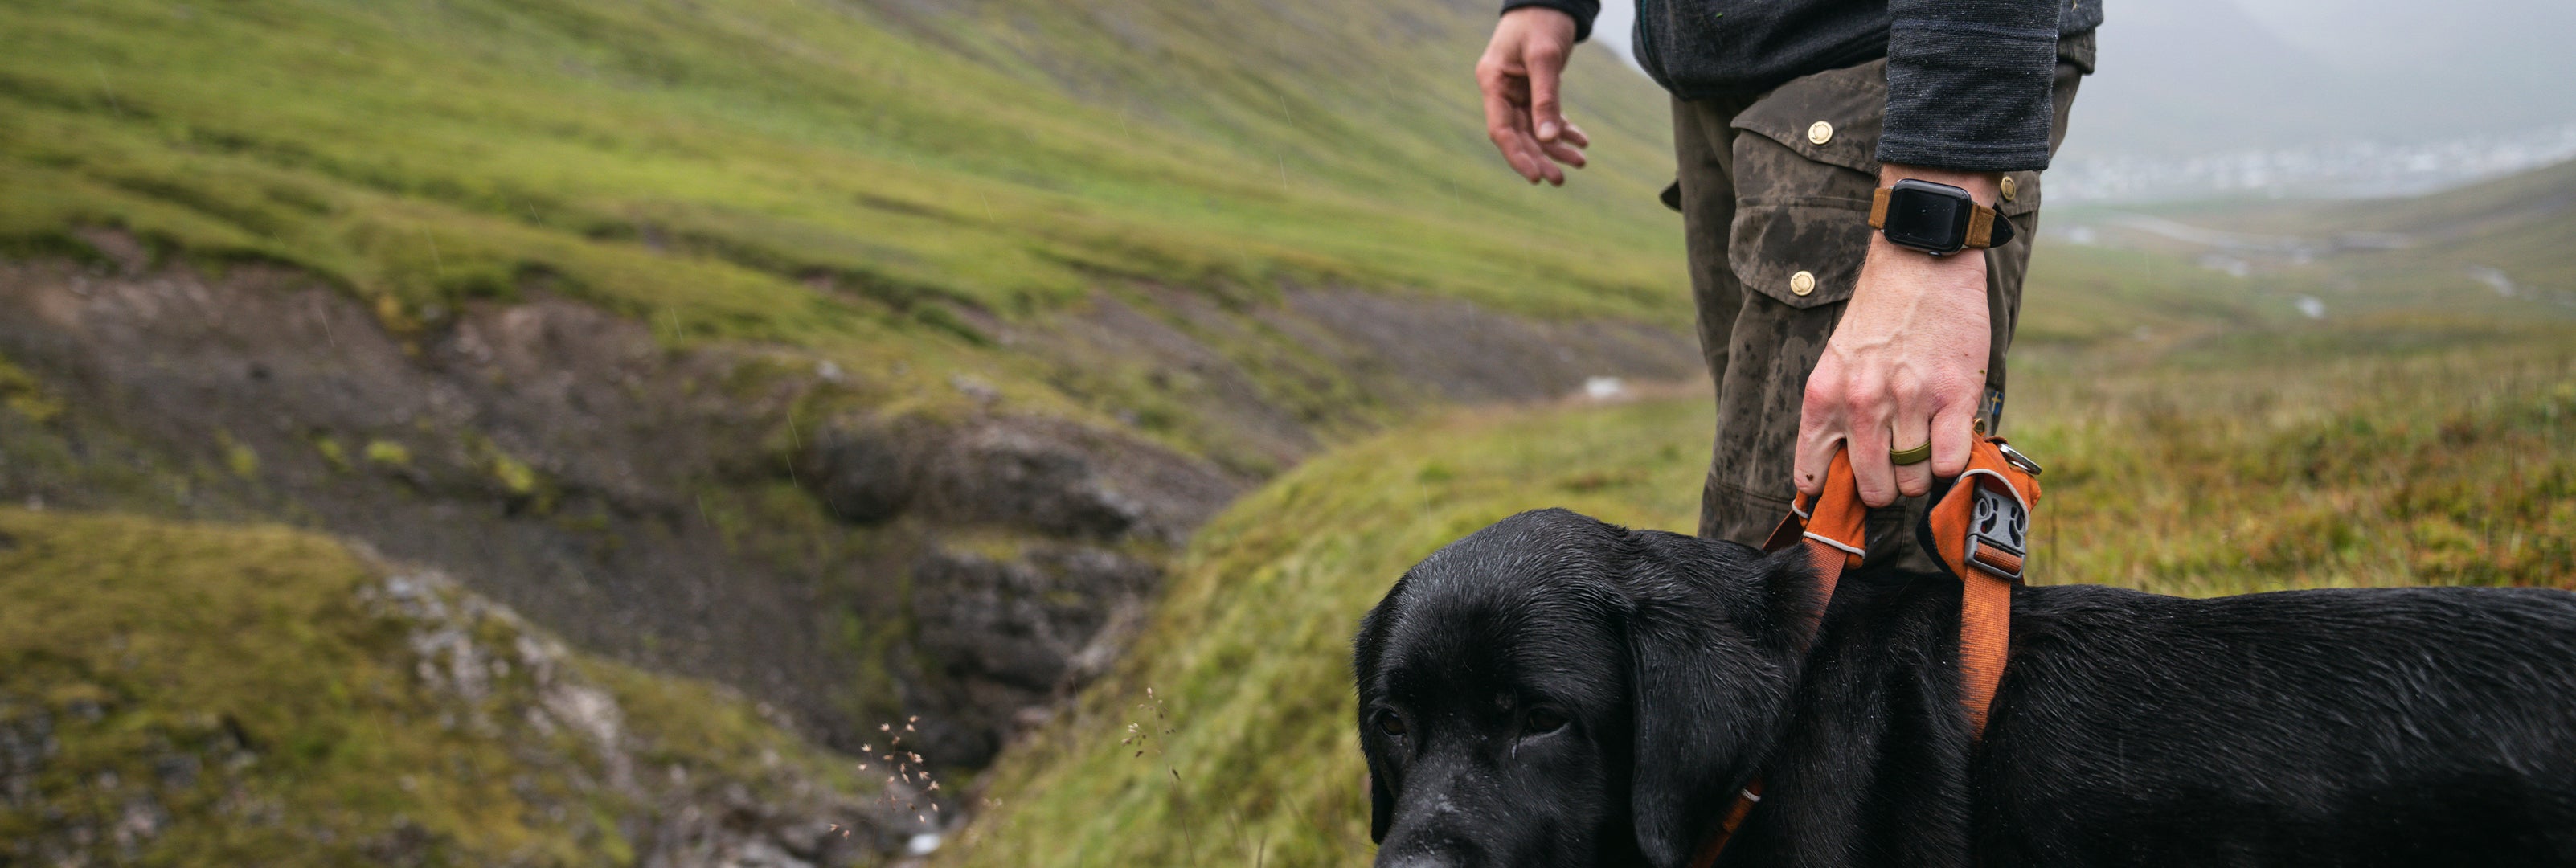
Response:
[2000,175,2018,202]
[1790,270,1816,297]
[1807,121,1833,145]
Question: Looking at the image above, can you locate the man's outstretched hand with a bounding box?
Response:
[1477,8,1589,185]
[1795,165,2001,508]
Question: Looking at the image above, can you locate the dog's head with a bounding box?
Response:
[1353,509,1809,868]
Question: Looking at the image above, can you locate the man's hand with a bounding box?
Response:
[1795,165,1999,507]
[1476,8,1590,185]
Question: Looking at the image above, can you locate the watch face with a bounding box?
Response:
[1883,181,1973,254]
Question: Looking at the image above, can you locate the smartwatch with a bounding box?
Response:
[1870,178,2015,256]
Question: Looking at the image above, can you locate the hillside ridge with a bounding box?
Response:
[0,0,1700,785]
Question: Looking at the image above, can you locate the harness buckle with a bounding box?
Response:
[1995,441,2044,476]
[1962,484,2029,580]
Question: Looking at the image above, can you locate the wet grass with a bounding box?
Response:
[945,321,2576,867]
[2013,326,2576,593]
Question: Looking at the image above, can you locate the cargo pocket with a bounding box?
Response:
[1726,61,1886,309]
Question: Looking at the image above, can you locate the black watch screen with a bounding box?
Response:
[1880,178,1976,255]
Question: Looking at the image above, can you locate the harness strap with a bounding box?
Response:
[1689,438,2041,868]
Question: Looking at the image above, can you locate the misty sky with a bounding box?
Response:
[1579,0,2576,159]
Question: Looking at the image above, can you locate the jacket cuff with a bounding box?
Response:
[1874,18,2061,172]
[1501,0,1601,43]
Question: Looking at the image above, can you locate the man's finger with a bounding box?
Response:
[1558,122,1591,149]
[1794,381,1848,497]
[1889,380,1935,499]
[1507,111,1560,184]
[1482,90,1543,182]
[1511,104,1566,185]
[1927,394,1979,479]
[1538,137,1587,169]
[1845,408,1898,508]
[1890,426,1933,500]
[1527,43,1567,143]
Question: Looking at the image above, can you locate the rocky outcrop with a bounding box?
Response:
[0,257,873,754]
[0,245,1700,776]
[0,538,917,868]
[807,412,1235,545]
[902,542,1160,766]
[0,255,1247,771]
[801,410,1233,764]
[362,568,911,868]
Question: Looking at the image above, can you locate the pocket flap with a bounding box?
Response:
[1729,60,1886,177]
[1730,59,2043,218]
[1729,199,1873,309]
[1997,170,2041,216]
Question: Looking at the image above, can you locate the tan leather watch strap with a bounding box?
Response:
[1964,205,2001,249]
[1869,186,2008,250]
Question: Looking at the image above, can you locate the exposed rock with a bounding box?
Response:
[0,257,889,756]
[0,248,1701,776]
[808,412,1239,546]
[807,415,925,523]
[938,425,1141,539]
[362,567,899,866]
[903,542,1158,766]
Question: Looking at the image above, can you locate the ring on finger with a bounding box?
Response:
[1890,440,1933,466]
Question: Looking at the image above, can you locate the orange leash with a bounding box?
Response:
[1690,438,2042,868]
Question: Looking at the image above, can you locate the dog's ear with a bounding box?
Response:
[1369,770,1394,842]
[1354,596,1399,843]
[1620,531,1804,868]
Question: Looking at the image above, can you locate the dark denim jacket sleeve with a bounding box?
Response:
[1877,0,2063,171]
[1500,0,1602,43]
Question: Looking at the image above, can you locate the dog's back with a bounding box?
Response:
[1984,584,2576,865]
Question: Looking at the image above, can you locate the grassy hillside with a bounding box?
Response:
[2055,158,2576,326]
[944,317,2576,865]
[0,0,1699,787]
[0,0,1684,347]
[0,507,903,866]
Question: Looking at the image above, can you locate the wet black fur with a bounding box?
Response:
[1353,508,2576,868]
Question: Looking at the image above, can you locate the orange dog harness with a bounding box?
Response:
[1690,436,2044,868]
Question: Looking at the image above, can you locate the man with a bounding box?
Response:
[1478,0,2095,564]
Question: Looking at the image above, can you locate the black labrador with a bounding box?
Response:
[1354,508,2576,868]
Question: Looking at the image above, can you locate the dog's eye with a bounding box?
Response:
[1524,709,1567,735]
[1378,714,1407,737]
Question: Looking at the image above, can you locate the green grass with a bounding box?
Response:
[0,0,1693,471]
[2011,326,2576,594]
[2057,158,2576,326]
[948,398,1714,868]
[2015,241,2288,346]
[944,322,2576,867]
[0,508,872,865]
[0,0,1685,343]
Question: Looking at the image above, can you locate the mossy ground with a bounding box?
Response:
[944,318,2576,867]
[0,0,1682,340]
[0,508,873,866]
